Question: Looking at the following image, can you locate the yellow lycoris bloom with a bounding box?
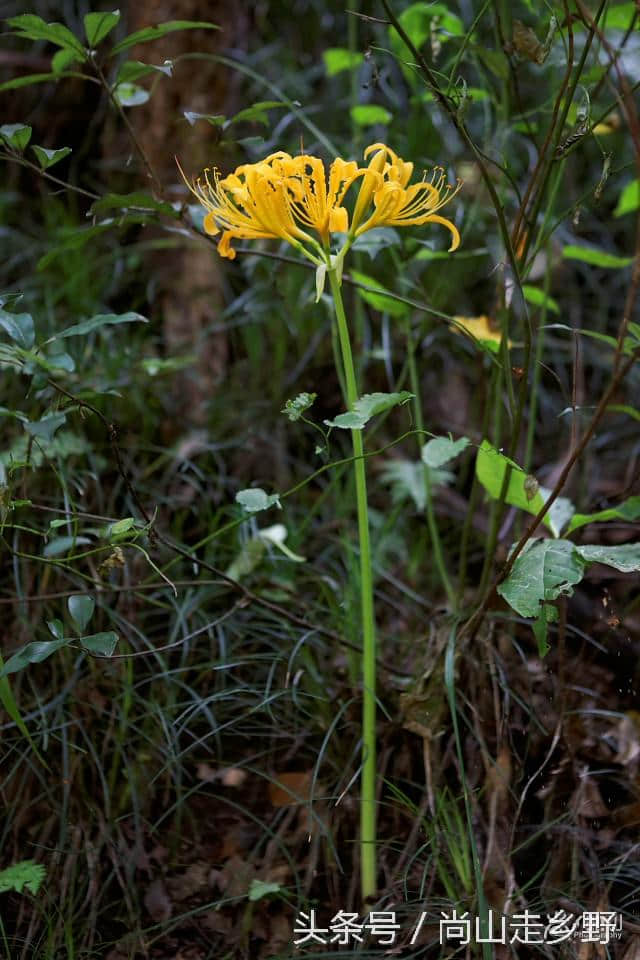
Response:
[178,143,461,264]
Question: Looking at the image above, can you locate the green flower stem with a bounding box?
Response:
[328,266,377,901]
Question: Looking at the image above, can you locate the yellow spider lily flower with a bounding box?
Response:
[178,142,462,262]
[350,144,462,251]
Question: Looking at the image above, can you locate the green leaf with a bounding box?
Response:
[51,48,82,73]
[236,488,281,513]
[24,412,66,442]
[116,60,173,83]
[89,191,178,219]
[248,878,281,902]
[614,179,640,218]
[80,632,118,656]
[0,861,46,895]
[475,440,574,536]
[603,2,637,29]
[567,496,640,534]
[43,535,91,557]
[140,354,195,376]
[0,123,32,151]
[0,73,66,94]
[351,270,408,317]
[0,308,34,348]
[68,595,95,633]
[562,244,633,269]
[323,48,364,76]
[325,391,414,430]
[607,404,640,422]
[31,145,72,170]
[47,619,64,640]
[350,105,392,126]
[422,435,470,468]
[380,458,453,511]
[0,639,71,677]
[109,517,135,537]
[57,312,148,339]
[497,539,586,618]
[183,110,226,127]
[7,14,86,56]
[113,82,150,107]
[84,10,120,46]
[282,393,317,422]
[392,1,464,67]
[522,284,559,315]
[227,101,292,127]
[110,20,219,56]
[576,543,640,573]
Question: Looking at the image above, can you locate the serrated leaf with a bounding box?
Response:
[562,244,633,269]
[0,123,32,151]
[248,878,281,902]
[57,312,147,339]
[522,285,559,315]
[0,861,46,895]
[110,20,219,56]
[7,14,86,56]
[614,179,640,218]
[325,391,414,430]
[0,639,71,677]
[576,543,640,573]
[351,270,408,317]
[422,435,470,468]
[282,393,317,422]
[350,105,392,126]
[113,82,150,107]
[236,488,281,513]
[84,10,120,46]
[323,48,364,76]
[80,632,118,656]
[0,308,34,348]
[24,412,66,442]
[31,145,72,170]
[68,595,95,633]
[497,539,585,618]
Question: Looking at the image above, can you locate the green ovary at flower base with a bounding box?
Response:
[180,143,462,900]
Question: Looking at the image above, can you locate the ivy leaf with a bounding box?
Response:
[31,145,72,170]
[236,488,281,513]
[282,393,317,422]
[68,595,95,633]
[422,435,470,468]
[0,123,32,152]
[0,861,46,895]
[325,391,414,430]
[84,10,120,47]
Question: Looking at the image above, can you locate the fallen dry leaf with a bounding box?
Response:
[143,876,172,922]
[268,771,312,807]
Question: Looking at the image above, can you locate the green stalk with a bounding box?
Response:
[328,267,377,900]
